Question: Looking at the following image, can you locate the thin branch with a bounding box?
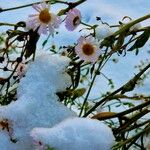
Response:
[83,63,150,117]
[0,0,69,13]
[112,14,150,37]
[79,49,108,117]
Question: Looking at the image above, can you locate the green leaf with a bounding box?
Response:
[128,28,150,51]
[100,36,115,48]
[42,34,50,48]
[7,30,22,39]
[47,147,56,150]
[113,32,126,54]
[25,30,40,58]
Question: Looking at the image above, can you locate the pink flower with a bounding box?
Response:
[26,1,61,35]
[75,36,101,63]
[65,8,81,31]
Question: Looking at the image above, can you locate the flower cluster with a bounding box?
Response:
[26,2,82,34]
[26,1,102,63]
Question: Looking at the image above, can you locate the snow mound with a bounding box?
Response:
[0,54,76,150]
[31,117,115,150]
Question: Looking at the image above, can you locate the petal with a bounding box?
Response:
[40,2,47,9]
[53,17,61,28]
[32,4,42,12]
[38,25,47,34]
[48,24,54,34]
[28,14,38,18]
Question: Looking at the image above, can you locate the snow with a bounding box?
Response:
[0,53,115,150]
[95,24,113,40]
[0,53,76,150]
[31,117,115,150]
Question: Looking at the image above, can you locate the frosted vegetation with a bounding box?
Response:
[0,0,150,150]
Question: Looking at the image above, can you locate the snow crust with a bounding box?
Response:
[31,117,115,150]
[0,53,114,150]
[0,54,76,150]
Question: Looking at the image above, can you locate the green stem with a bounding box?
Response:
[79,49,108,117]
[57,0,86,16]
[117,119,150,134]
[97,101,150,120]
[81,21,93,28]
[0,0,69,13]
[83,63,150,117]
[0,22,16,26]
[113,124,150,150]
[112,14,150,37]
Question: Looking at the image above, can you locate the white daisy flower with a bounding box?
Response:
[75,36,101,63]
[26,1,61,35]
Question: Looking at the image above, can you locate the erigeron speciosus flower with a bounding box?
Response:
[75,36,101,63]
[26,1,61,35]
[65,8,81,31]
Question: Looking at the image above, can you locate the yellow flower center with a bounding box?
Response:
[82,43,95,56]
[39,8,51,24]
[73,16,80,26]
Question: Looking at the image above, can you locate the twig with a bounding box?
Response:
[79,49,108,116]
[83,63,150,117]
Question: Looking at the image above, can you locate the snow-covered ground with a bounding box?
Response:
[0,0,149,96]
[0,1,149,149]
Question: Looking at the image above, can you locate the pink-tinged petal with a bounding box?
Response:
[32,4,42,12]
[50,14,61,28]
[32,22,40,31]
[65,8,81,31]
[40,2,47,9]
[71,8,81,17]
[38,25,47,34]
[77,36,85,43]
[47,2,51,10]
[26,16,40,30]
[65,23,74,31]
[54,16,62,28]
[29,14,38,18]
[48,24,54,34]
[65,18,76,31]
[26,20,33,27]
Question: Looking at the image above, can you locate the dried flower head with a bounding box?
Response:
[75,36,101,63]
[16,63,26,78]
[26,1,61,35]
[65,8,81,31]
